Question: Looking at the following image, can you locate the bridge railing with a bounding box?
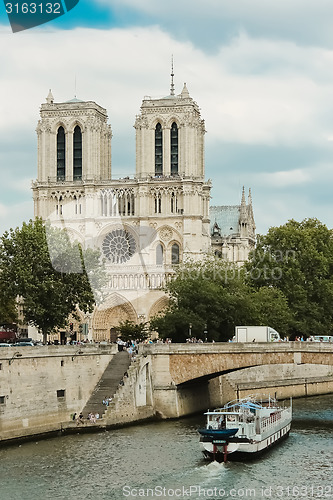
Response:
[138,342,333,355]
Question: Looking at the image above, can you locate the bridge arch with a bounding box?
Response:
[140,343,333,386]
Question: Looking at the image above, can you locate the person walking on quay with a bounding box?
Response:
[76,412,84,425]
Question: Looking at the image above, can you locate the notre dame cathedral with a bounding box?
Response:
[32,77,255,341]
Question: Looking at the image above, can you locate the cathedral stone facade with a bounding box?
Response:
[32,82,255,341]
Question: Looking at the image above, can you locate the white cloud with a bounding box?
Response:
[254,162,333,189]
[98,0,333,50]
[0,203,8,218]
[2,26,333,147]
[1,24,333,234]
[255,169,311,188]
[0,201,33,236]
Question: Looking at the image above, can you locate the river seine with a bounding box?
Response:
[0,394,332,500]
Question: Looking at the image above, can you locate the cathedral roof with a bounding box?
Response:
[210,205,240,236]
[65,97,85,103]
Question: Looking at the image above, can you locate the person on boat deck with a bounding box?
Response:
[216,417,225,429]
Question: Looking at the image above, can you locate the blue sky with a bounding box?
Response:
[1,0,333,235]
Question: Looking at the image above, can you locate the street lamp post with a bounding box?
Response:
[204,324,208,342]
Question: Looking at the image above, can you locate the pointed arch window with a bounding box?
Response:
[171,191,178,213]
[170,122,178,175]
[155,123,163,176]
[57,126,65,181]
[73,125,82,180]
[171,243,180,264]
[156,244,164,266]
[154,193,162,214]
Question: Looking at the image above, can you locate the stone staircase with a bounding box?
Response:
[81,350,131,419]
[102,354,155,425]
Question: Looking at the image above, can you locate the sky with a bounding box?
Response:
[1,0,333,236]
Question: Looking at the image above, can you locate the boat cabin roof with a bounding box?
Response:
[204,411,239,416]
[205,401,264,416]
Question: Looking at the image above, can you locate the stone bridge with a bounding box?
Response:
[136,342,333,418]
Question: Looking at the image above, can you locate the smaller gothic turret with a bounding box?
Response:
[239,186,248,237]
[180,82,190,98]
[210,187,256,264]
[46,89,54,104]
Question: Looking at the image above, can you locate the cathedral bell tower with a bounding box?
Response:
[134,82,205,179]
[33,90,112,221]
[133,70,211,259]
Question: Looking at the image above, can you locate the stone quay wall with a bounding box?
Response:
[1,342,333,444]
[0,344,117,443]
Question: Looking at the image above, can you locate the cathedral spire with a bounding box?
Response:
[248,188,253,207]
[240,186,247,221]
[170,55,175,96]
[248,188,255,232]
[241,186,246,207]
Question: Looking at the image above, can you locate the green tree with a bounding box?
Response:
[0,280,18,325]
[246,218,333,338]
[151,258,254,342]
[150,307,205,343]
[150,257,293,342]
[250,286,292,337]
[0,218,105,343]
[117,320,149,342]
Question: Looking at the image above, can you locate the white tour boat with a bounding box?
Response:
[198,395,292,462]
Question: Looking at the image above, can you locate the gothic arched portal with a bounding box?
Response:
[93,295,137,341]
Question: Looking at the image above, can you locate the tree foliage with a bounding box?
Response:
[0,279,18,325]
[117,320,149,342]
[0,218,105,342]
[150,258,291,342]
[246,218,333,338]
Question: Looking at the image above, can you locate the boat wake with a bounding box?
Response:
[206,460,225,470]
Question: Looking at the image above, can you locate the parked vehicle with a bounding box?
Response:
[235,326,281,342]
[309,335,333,343]
[0,329,17,343]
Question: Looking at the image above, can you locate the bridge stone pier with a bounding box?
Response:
[138,343,333,418]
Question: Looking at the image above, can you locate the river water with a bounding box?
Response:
[0,395,332,500]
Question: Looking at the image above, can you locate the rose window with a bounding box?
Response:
[102,229,136,263]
